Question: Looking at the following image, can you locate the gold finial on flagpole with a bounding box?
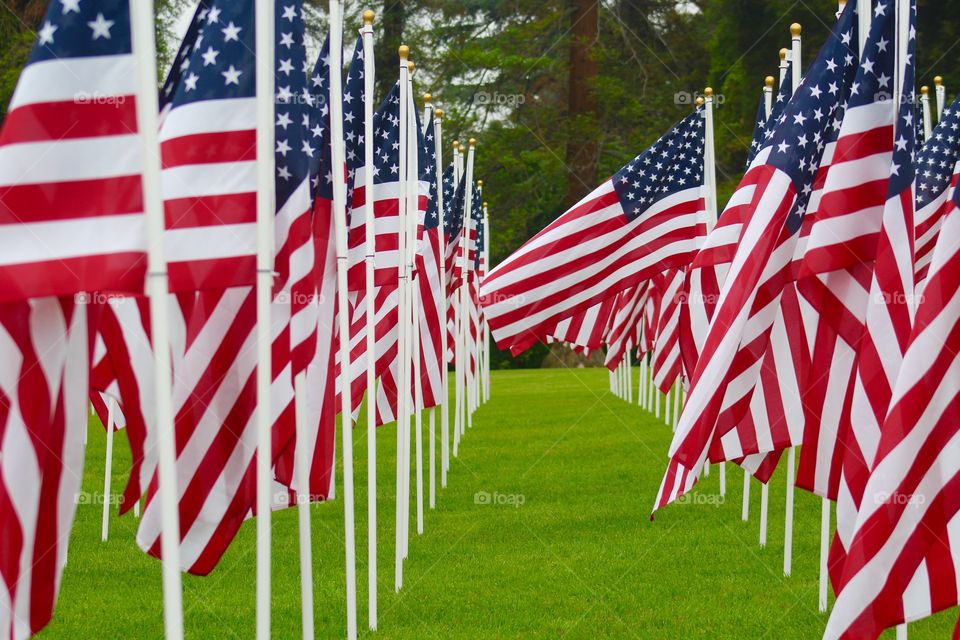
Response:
[779,48,788,61]
[695,97,704,106]
[469,138,477,147]
[765,76,775,88]
[921,86,929,95]
[477,180,483,187]
[423,93,432,103]
[363,9,375,25]
[408,61,415,74]
[398,45,409,59]
[704,87,714,98]
[935,76,943,86]
[435,108,444,118]
[790,23,802,37]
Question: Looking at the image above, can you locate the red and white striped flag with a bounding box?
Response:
[0,298,92,640]
[0,1,146,301]
[480,109,707,353]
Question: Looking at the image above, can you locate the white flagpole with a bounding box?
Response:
[294,374,315,640]
[779,48,788,86]
[783,22,801,580]
[757,76,774,536]
[819,497,831,612]
[482,200,491,403]
[452,141,463,460]
[408,69,424,540]
[638,356,646,408]
[422,95,437,510]
[434,111,448,489]
[395,45,410,592]
[703,88,718,228]
[920,86,933,142]
[100,396,116,542]
[671,381,680,432]
[254,0,277,632]
[934,76,946,122]
[130,2,184,635]
[626,344,633,404]
[329,2,358,634]
[461,140,477,439]
[360,9,377,631]
[893,2,909,633]
[475,180,485,408]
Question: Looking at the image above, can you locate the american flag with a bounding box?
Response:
[545,297,618,352]
[0,0,145,302]
[654,3,859,513]
[0,298,92,640]
[158,0,261,292]
[480,108,707,354]
[913,96,960,288]
[134,0,333,573]
[824,168,960,639]
[744,68,793,170]
[603,283,650,371]
[651,269,685,392]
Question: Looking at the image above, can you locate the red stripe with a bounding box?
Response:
[0,253,145,303]
[0,175,142,223]
[167,255,256,293]
[160,130,257,168]
[164,193,257,228]
[0,98,138,145]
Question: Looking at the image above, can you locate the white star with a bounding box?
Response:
[277,112,292,129]
[861,57,874,75]
[809,84,822,99]
[222,22,242,42]
[777,141,790,154]
[60,0,81,13]
[207,7,221,23]
[874,2,886,16]
[278,58,293,75]
[282,5,298,20]
[201,46,219,66]
[184,72,199,91]
[87,13,115,39]
[278,166,291,180]
[37,21,57,45]
[876,37,889,53]
[277,85,293,102]
[826,58,838,73]
[280,32,294,48]
[276,139,291,156]
[302,140,315,157]
[222,65,242,85]
[792,112,807,126]
[894,135,908,151]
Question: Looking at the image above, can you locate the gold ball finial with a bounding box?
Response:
[423,93,432,103]
[459,142,466,152]
[935,76,943,86]
[362,10,375,25]
[477,180,484,187]
[469,138,477,147]
[484,201,488,208]
[779,47,788,61]
[435,108,443,118]
[704,87,714,98]
[408,60,415,73]
[921,85,929,95]
[398,45,409,60]
[695,97,704,106]
[765,75,775,88]
[790,23,802,37]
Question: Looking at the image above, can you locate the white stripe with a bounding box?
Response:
[0,135,140,185]
[164,223,257,263]
[158,97,257,142]
[9,54,136,110]
[0,214,145,266]
[161,160,257,200]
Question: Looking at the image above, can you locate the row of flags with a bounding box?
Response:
[480,0,960,637]
[0,1,493,639]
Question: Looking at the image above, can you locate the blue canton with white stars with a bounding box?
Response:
[343,38,366,207]
[882,0,917,198]
[274,1,312,209]
[472,186,484,270]
[421,112,440,231]
[611,107,705,222]
[761,1,859,232]
[916,96,960,209]
[307,37,333,200]
[167,1,256,108]
[746,66,794,170]
[372,84,402,186]
[29,0,131,65]
[442,163,466,239]
[161,0,209,110]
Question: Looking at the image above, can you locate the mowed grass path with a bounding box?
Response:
[45,369,956,638]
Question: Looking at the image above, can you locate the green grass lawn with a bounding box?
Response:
[44,368,957,638]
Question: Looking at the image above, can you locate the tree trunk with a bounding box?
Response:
[375,0,406,104]
[562,0,599,209]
